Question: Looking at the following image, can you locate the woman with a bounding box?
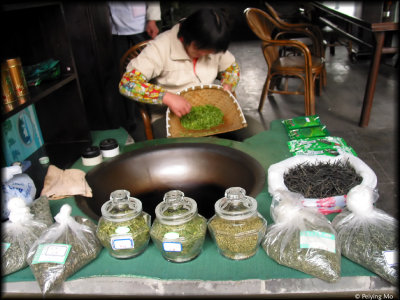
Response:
[119,8,240,118]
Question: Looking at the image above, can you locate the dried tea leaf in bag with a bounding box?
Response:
[332,185,398,285]
[262,190,341,282]
[2,198,49,275]
[26,204,102,294]
[30,196,53,226]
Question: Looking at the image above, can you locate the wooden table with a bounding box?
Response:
[308,1,398,127]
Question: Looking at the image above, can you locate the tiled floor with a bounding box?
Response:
[130,40,398,219]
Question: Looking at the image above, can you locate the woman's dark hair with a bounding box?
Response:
[177,8,231,52]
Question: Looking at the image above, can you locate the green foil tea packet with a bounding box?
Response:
[288,136,357,156]
[287,125,329,140]
[282,115,321,131]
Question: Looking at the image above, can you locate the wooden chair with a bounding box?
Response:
[264,2,327,90]
[244,7,324,115]
[119,40,153,140]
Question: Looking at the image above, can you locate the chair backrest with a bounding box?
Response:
[264,2,284,24]
[119,40,149,76]
[244,8,282,66]
[265,3,324,57]
[264,2,308,29]
[244,7,277,42]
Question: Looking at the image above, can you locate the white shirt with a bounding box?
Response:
[126,24,236,94]
[108,1,161,35]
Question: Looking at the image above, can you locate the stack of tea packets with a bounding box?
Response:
[282,115,357,157]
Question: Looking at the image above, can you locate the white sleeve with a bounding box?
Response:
[218,50,236,72]
[146,1,161,21]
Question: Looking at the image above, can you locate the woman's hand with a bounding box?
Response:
[222,84,232,92]
[163,92,192,117]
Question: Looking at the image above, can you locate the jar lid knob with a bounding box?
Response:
[225,187,246,201]
[110,189,130,204]
[163,190,184,209]
[215,187,257,220]
[102,190,142,220]
[225,187,246,207]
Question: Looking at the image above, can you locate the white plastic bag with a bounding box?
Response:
[2,198,49,275]
[267,153,377,214]
[26,204,102,294]
[332,185,398,285]
[262,190,341,282]
[2,166,36,220]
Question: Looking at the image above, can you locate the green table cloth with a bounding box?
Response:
[3,120,376,284]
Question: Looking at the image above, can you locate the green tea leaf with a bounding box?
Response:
[180,105,223,130]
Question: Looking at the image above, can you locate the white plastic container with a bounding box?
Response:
[99,138,120,158]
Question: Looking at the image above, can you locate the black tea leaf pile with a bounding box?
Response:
[284,160,363,198]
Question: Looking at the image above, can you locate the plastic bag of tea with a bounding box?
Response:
[268,153,377,215]
[332,185,398,286]
[262,190,341,282]
[1,165,36,221]
[2,198,50,275]
[29,196,54,226]
[26,204,102,295]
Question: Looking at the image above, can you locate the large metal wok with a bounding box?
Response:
[75,143,266,220]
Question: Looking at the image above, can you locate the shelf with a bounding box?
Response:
[30,73,77,101]
[1,1,91,171]
[1,1,59,12]
[1,73,76,121]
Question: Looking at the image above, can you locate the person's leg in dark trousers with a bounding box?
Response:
[112,33,149,137]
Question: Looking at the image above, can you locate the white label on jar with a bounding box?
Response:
[111,235,134,250]
[32,244,71,264]
[2,243,10,256]
[383,250,398,267]
[163,232,180,239]
[115,226,130,234]
[300,231,336,253]
[163,242,182,252]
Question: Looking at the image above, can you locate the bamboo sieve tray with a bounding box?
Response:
[166,84,247,138]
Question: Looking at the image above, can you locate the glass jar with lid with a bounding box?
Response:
[150,190,207,263]
[96,189,151,259]
[208,187,267,260]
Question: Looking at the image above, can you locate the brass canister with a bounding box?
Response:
[6,57,30,105]
[1,62,17,113]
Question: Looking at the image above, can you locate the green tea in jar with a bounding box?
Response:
[208,187,267,260]
[96,190,151,259]
[150,190,207,263]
